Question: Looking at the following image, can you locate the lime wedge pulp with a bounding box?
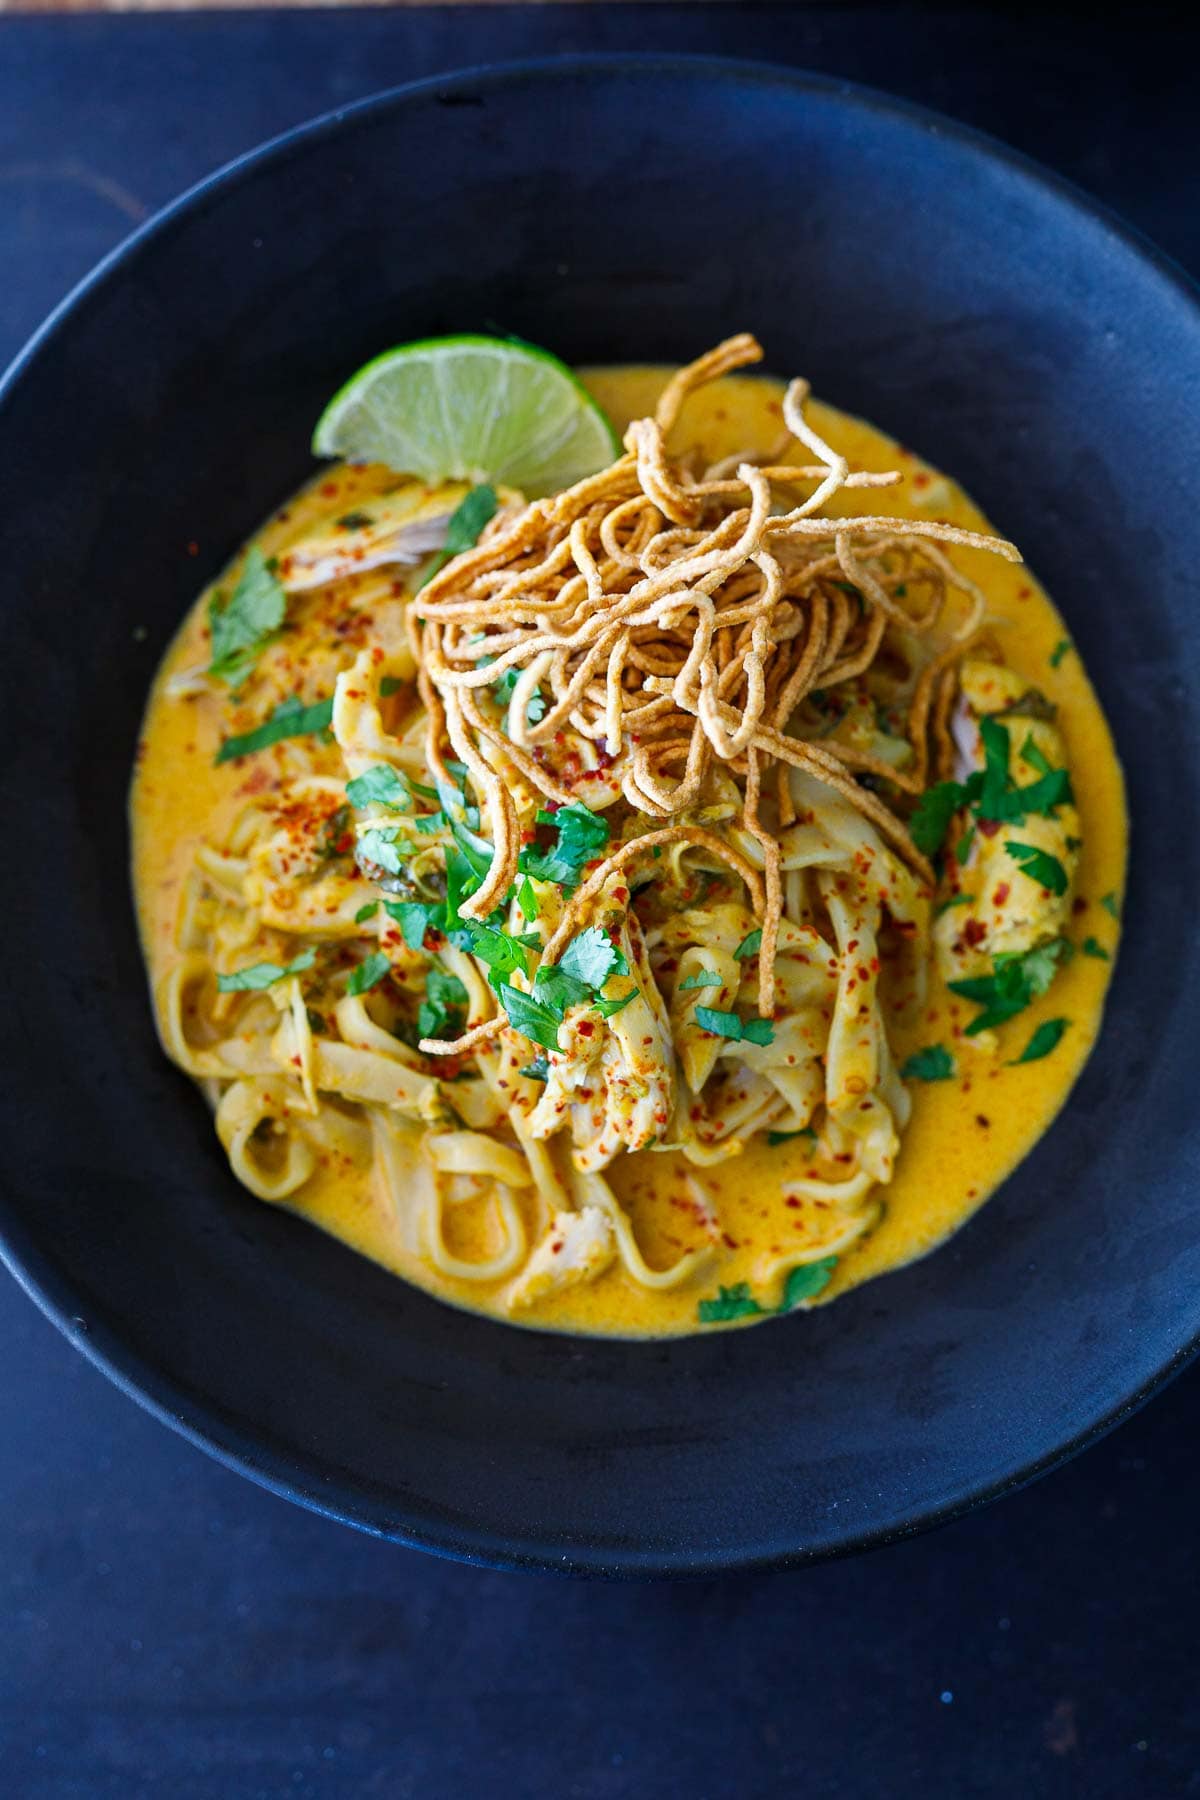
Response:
[312,334,621,499]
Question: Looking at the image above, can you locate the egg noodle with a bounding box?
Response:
[145,336,1101,1326]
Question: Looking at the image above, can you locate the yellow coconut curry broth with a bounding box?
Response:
[131,361,1125,1336]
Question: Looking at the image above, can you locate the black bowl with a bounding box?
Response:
[1,58,1197,1575]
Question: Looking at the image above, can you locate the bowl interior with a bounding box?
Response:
[1,60,1198,1572]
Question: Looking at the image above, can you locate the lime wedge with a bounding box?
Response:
[312,334,621,498]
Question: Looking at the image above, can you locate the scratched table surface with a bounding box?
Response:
[2,8,1198,1798]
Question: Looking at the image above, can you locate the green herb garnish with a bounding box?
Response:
[766,1127,817,1147]
[215,695,334,764]
[417,484,498,589]
[379,675,403,698]
[207,546,286,685]
[346,951,392,997]
[418,966,469,1041]
[1050,639,1072,669]
[1004,841,1068,895]
[1101,891,1121,920]
[734,928,763,961]
[1010,1017,1069,1064]
[346,764,411,810]
[694,1006,775,1047]
[518,802,610,889]
[934,894,972,917]
[517,875,539,922]
[900,1044,955,1082]
[519,1057,550,1083]
[680,969,723,990]
[357,827,406,876]
[496,981,564,1052]
[911,780,972,857]
[216,948,315,992]
[384,899,440,951]
[336,510,374,530]
[698,1257,837,1323]
[949,938,1066,1034]
[559,925,626,990]
[1081,937,1109,960]
[354,901,379,924]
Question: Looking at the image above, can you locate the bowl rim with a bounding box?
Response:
[2,52,1198,1576]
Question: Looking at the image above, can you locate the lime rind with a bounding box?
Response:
[312,334,621,499]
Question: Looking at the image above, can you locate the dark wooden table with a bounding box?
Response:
[2,9,1197,1796]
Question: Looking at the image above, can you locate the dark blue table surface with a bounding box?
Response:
[2,9,1197,1797]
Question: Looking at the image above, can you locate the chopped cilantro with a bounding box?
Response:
[418,966,469,1040]
[207,546,286,685]
[595,988,638,1020]
[384,899,440,951]
[934,893,971,917]
[496,981,563,1051]
[766,1126,817,1146]
[978,716,1012,819]
[519,1057,550,1083]
[1081,937,1110,960]
[734,928,763,961]
[780,1258,837,1307]
[949,938,1066,1034]
[532,962,593,1013]
[346,764,411,810]
[1004,840,1068,895]
[694,1006,775,1047]
[901,1044,955,1082]
[698,1257,837,1323]
[955,826,976,866]
[417,484,498,589]
[354,901,379,924]
[357,827,406,876]
[446,812,495,883]
[379,675,403,698]
[517,875,538,922]
[1010,1017,1069,1064]
[559,926,625,990]
[465,924,529,989]
[336,510,374,530]
[306,1008,327,1035]
[994,687,1057,722]
[698,1282,764,1323]
[346,951,392,997]
[680,969,723,990]
[1019,735,1053,778]
[911,780,970,857]
[491,663,547,727]
[217,948,315,992]
[215,695,334,764]
[518,802,610,889]
[1050,639,1072,669]
[1101,891,1121,920]
[318,803,353,861]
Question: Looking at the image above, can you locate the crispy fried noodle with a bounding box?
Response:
[153,335,1028,1319]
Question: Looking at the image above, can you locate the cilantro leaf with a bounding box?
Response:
[949,939,1066,1034]
[346,951,392,997]
[901,1044,955,1082]
[519,1057,549,1083]
[519,803,610,889]
[1010,1017,1069,1064]
[417,484,498,589]
[1004,840,1069,895]
[910,780,969,857]
[680,969,723,990]
[956,827,976,866]
[379,675,403,698]
[766,1127,816,1146]
[694,1006,775,1047]
[354,901,379,924]
[1050,639,1072,669]
[1019,735,1053,778]
[994,687,1057,723]
[465,924,529,989]
[780,1258,838,1308]
[734,929,763,961]
[978,716,1012,819]
[496,981,564,1051]
[934,894,971,917]
[384,899,441,951]
[336,510,374,530]
[346,764,411,810]
[532,963,593,1013]
[357,827,406,876]
[446,812,494,884]
[1101,891,1121,920]
[207,546,286,684]
[559,926,622,990]
[594,988,637,1019]
[217,948,315,992]
[517,875,538,922]
[1081,936,1110,960]
[698,1283,764,1323]
[215,695,334,765]
[418,966,469,1040]
[491,664,547,727]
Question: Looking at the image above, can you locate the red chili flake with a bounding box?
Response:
[785,1197,801,1210]
[977,817,1002,838]
[577,1020,595,1038]
[913,471,930,489]
[320,482,339,497]
[722,1233,738,1251]
[976,1115,990,1129]
[1072,896,1087,915]
[857,964,871,981]
[186,539,199,557]
[962,918,988,949]
[992,883,1011,906]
